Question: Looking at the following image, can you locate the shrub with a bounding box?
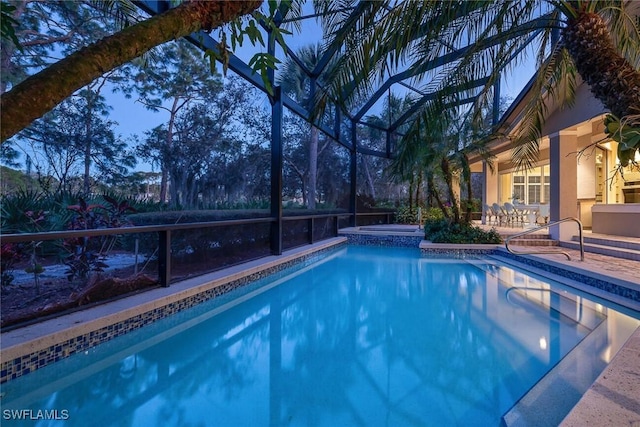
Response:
[422,218,450,237]
[423,207,446,221]
[1,243,22,288]
[461,198,482,213]
[63,196,136,281]
[395,205,419,224]
[424,219,502,244]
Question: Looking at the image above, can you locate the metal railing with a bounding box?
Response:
[353,211,396,226]
[504,217,584,261]
[0,212,363,288]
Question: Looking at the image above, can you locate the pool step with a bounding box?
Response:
[560,236,640,261]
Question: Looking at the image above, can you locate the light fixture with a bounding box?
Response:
[539,337,548,350]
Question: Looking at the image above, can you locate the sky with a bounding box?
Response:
[8,1,536,174]
[104,1,536,135]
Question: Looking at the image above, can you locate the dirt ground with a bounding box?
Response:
[1,258,158,328]
[0,251,256,329]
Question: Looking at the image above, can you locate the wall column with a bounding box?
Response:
[549,131,578,240]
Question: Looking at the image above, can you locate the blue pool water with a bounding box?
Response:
[2,246,638,426]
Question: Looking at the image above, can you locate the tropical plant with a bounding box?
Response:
[0,242,21,289]
[392,95,499,226]
[424,218,502,244]
[314,0,640,170]
[63,195,136,281]
[277,44,335,209]
[395,205,420,224]
[0,0,304,143]
[0,1,20,51]
[604,113,640,171]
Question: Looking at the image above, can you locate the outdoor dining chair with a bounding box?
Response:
[536,204,550,225]
[505,202,528,227]
[492,203,507,227]
[503,202,518,227]
[484,204,498,226]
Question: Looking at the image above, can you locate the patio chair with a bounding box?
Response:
[484,204,497,225]
[503,202,519,227]
[492,203,507,226]
[506,202,527,227]
[536,204,550,225]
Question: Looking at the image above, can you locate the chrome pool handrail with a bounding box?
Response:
[504,217,584,261]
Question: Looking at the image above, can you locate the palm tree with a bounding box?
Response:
[389,92,499,225]
[314,0,640,169]
[277,44,328,209]
[1,0,263,143]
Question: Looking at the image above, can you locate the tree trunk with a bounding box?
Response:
[408,178,413,210]
[83,90,96,194]
[563,11,640,119]
[464,174,473,224]
[159,170,168,205]
[1,0,262,142]
[160,97,181,204]
[307,125,319,209]
[84,133,92,194]
[461,153,472,224]
[441,157,460,224]
[427,173,448,220]
[415,172,422,207]
[361,155,376,199]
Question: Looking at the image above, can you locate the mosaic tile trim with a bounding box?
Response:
[498,251,640,303]
[342,233,424,247]
[420,247,640,303]
[0,242,346,384]
[420,248,498,256]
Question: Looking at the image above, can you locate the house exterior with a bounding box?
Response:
[468,78,640,239]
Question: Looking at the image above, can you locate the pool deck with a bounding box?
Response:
[1,227,639,425]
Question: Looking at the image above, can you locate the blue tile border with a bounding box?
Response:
[418,246,639,304]
[0,242,346,384]
[341,232,424,247]
[497,250,640,303]
[420,247,498,256]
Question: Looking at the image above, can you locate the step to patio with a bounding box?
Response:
[560,239,640,261]
[499,232,558,247]
[576,235,640,251]
[506,238,559,247]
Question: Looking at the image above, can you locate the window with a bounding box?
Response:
[501,164,550,205]
[513,175,525,202]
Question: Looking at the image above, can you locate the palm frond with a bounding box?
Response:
[594,0,640,68]
[509,43,577,170]
[88,0,143,29]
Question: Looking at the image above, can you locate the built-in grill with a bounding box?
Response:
[622,180,640,203]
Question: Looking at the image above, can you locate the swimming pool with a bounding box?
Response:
[2,245,638,426]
